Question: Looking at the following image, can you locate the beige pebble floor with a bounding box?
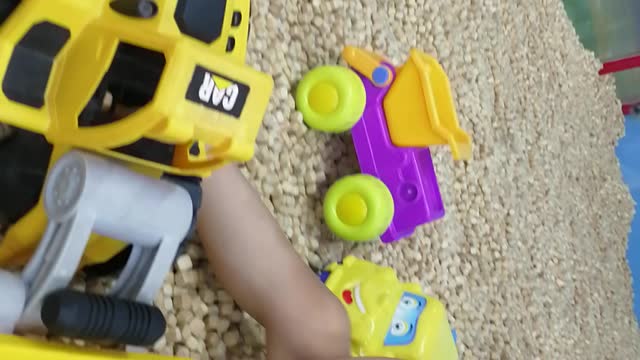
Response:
[152,0,640,359]
[3,0,639,359]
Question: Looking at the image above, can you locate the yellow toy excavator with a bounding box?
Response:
[0,333,188,360]
[0,0,272,268]
[0,0,273,353]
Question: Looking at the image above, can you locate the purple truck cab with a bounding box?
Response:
[351,67,444,243]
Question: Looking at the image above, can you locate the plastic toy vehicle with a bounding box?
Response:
[0,0,272,268]
[0,150,192,344]
[318,256,458,359]
[296,47,471,243]
[0,333,187,359]
[0,0,273,348]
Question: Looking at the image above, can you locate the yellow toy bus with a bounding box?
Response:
[319,256,458,359]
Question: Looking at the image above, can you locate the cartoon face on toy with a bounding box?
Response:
[384,292,427,346]
[320,256,458,360]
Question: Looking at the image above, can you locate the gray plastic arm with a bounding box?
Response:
[15,150,193,333]
[0,270,25,334]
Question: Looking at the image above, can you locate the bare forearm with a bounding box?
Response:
[196,164,350,357]
[198,164,291,324]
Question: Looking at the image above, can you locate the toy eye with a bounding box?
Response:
[399,296,418,309]
[390,319,409,336]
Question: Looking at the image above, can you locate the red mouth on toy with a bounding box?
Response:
[342,290,353,304]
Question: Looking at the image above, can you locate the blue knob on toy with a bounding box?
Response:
[372,66,390,86]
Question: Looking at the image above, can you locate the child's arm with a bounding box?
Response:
[197,164,352,359]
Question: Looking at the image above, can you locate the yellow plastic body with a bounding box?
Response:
[0,0,272,178]
[323,256,458,360]
[383,49,472,160]
[0,0,272,267]
[0,334,186,359]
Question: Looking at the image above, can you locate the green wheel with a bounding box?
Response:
[324,174,394,242]
[295,66,366,133]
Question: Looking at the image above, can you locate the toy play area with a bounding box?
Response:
[0,0,639,359]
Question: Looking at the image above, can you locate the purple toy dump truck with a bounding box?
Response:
[295,46,472,243]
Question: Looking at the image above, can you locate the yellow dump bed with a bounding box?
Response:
[383,49,472,160]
